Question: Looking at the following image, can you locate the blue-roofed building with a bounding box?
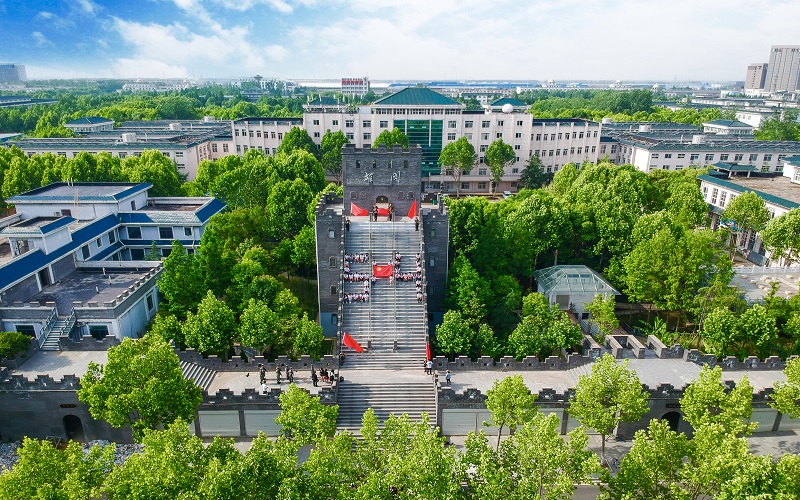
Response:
[0,182,225,350]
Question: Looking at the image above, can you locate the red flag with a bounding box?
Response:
[407,200,418,219]
[350,202,369,216]
[373,263,393,278]
[342,332,364,352]
[426,341,432,360]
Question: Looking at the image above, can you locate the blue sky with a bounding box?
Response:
[2,0,799,81]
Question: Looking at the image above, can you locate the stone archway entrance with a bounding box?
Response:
[63,415,86,442]
[661,411,681,432]
[375,195,388,204]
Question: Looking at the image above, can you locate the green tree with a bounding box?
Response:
[465,414,599,500]
[0,438,114,500]
[275,383,338,445]
[678,423,752,500]
[754,109,800,141]
[182,290,237,357]
[121,149,182,197]
[568,354,649,456]
[761,208,800,265]
[680,365,756,435]
[504,190,571,277]
[266,178,314,239]
[0,330,31,361]
[771,357,800,420]
[372,127,409,148]
[722,191,770,260]
[147,312,185,347]
[485,138,515,193]
[103,421,241,500]
[77,335,203,440]
[584,294,618,339]
[518,153,552,190]
[484,374,537,451]
[238,299,279,353]
[439,136,476,198]
[292,312,324,358]
[320,129,349,183]
[737,303,778,358]
[157,241,206,317]
[603,418,689,500]
[700,307,740,357]
[144,241,161,261]
[435,310,474,359]
[276,126,319,158]
[446,253,492,322]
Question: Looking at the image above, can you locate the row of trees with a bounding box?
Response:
[7,352,800,499]
[0,87,309,136]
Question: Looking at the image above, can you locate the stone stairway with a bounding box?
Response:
[180,361,216,392]
[337,217,436,431]
[39,316,76,351]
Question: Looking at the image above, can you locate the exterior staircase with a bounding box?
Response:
[180,361,216,392]
[39,314,76,352]
[337,217,436,431]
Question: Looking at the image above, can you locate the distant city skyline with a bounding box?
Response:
[2,0,799,82]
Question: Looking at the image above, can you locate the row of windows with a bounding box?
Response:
[235,129,285,140]
[125,226,194,240]
[533,146,596,157]
[534,131,597,140]
[651,152,785,163]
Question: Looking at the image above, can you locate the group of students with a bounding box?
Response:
[311,366,336,387]
[344,292,369,303]
[343,272,371,282]
[345,252,370,263]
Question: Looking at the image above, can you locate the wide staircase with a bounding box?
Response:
[180,361,216,392]
[337,217,436,432]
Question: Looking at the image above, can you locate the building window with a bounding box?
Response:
[705,154,714,161]
[478,168,487,175]
[690,154,699,162]
[362,120,371,128]
[15,325,36,337]
[329,256,337,267]
[481,133,489,141]
[711,188,718,204]
[514,144,521,150]
[363,133,371,140]
[734,154,744,161]
[429,258,435,267]
[465,121,473,128]
[403,160,409,168]
[313,119,320,125]
[330,285,337,295]
[536,134,542,141]
[516,120,523,126]
[764,154,773,161]
[212,144,218,153]
[749,154,759,162]
[480,145,488,153]
[651,153,659,159]
[448,120,457,128]
[478,182,487,189]
[131,248,145,260]
[313,132,320,138]
[380,120,388,128]
[496,132,503,139]
[332,120,338,126]
[159,227,173,239]
[328,228,336,238]
[108,230,116,244]
[223,143,229,152]
[346,133,354,140]
[96,237,102,248]
[720,191,727,207]
[127,226,142,239]
[81,245,90,259]
[512,168,519,174]
[447,133,456,141]
[184,227,192,237]
[482,121,490,128]
[146,294,154,311]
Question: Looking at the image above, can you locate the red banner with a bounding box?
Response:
[426,341,432,360]
[373,263,393,278]
[377,207,389,216]
[407,200,418,219]
[342,332,364,352]
[350,202,368,216]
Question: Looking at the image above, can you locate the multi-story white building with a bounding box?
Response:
[235,88,602,193]
[0,63,26,83]
[64,117,114,134]
[603,132,800,174]
[0,182,224,346]
[699,164,799,265]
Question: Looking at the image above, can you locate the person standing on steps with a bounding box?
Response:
[276,365,282,384]
[259,363,266,384]
[345,218,350,231]
[425,359,433,375]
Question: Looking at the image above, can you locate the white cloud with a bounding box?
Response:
[111,17,286,77]
[31,31,53,48]
[210,0,316,13]
[112,58,189,78]
[35,11,77,31]
[76,0,99,14]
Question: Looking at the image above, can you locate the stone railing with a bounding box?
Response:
[431,353,592,372]
[175,349,337,373]
[582,335,602,359]
[605,335,646,359]
[59,335,121,351]
[683,349,794,371]
[646,335,685,359]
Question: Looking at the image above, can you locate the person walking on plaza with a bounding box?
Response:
[425,359,433,375]
[311,370,319,387]
[445,370,451,385]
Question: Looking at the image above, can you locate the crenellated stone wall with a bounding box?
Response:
[175,349,338,372]
[430,353,593,372]
[683,349,795,370]
[59,334,121,351]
